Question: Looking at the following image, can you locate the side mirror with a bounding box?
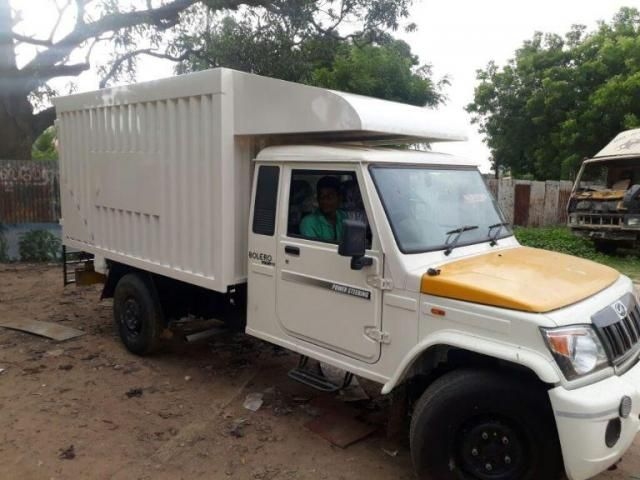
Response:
[339,219,372,270]
[623,184,640,208]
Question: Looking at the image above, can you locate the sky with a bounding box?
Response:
[11,0,640,171]
[396,0,638,171]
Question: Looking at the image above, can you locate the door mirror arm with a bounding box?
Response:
[351,255,373,270]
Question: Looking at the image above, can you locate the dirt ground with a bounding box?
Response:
[0,264,639,480]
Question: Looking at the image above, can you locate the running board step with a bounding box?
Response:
[287,356,354,392]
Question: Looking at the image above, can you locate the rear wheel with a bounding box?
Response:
[113,273,164,355]
[409,369,563,480]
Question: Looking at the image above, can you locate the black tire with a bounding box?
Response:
[410,369,563,480]
[113,273,164,355]
[593,240,618,255]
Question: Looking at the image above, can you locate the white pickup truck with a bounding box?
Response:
[54,68,640,480]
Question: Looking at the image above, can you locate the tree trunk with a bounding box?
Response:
[0,0,35,159]
[0,95,36,160]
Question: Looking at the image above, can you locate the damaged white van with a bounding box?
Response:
[55,68,640,480]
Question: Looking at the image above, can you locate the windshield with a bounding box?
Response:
[577,161,640,191]
[370,166,510,253]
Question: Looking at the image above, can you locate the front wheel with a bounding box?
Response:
[409,369,563,480]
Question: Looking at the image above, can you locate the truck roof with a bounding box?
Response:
[255,145,479,166]
[592,128,640,159]
[53,68,467,145]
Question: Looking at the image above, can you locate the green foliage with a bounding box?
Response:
[515,226,640,281]
[104,0,415,90]
[18,229,61,262]
[32,126,58,160]
[311,40,446,106]
[514,227,601,259]
[175,15,338,84]
[175,13,446,107]
[468,7,640,180]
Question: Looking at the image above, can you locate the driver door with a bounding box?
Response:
[275,166,383,364]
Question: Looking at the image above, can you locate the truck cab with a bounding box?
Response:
[246,144,640,480]
[569,128,640,252]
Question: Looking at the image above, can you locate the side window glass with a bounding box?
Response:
[252,165,279,236]
[287,170,371,247]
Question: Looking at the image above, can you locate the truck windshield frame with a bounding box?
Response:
[369,164,511,254]
[576,159,640,192]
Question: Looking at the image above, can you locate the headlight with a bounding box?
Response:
[541,326,609,380]
[627,216,640,227]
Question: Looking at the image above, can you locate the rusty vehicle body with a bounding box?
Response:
[568,128,640,252]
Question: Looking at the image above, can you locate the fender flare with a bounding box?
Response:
[381,330,561,394]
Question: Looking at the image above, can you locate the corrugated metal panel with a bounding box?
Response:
[484,179,576,227]
[486,179,498,199]
[57,71,245,293]
[527,182,545,227]
[513,184,531,226]
[543,181,560,226]
[557,181,573,225]
[497,179,514,224]
[0,160,60,224]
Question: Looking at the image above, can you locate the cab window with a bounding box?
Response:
[287,169,370,246]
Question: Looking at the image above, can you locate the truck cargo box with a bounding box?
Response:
[54,68,464,293]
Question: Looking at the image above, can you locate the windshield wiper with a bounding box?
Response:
[444,225,479,256]
[487,222,510,246]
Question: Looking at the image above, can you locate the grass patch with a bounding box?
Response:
[514,227,640,282]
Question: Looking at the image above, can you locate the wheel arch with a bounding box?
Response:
[381,332,560,395]
[101,261,139,299]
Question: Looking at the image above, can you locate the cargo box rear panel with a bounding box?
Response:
[55,70,251,293]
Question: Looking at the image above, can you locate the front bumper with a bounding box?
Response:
[550,357,640,480]
[569,227,638,242]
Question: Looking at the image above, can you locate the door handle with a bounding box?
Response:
[284,246,300,256]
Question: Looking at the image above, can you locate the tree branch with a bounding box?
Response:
[10,0,72,46]
[74,0,87,26]
[11,33,54,46]
[48,62,91,77]
[17,62,91,84]
[98,48,198,88]
[24,0,201,81]
[20,0,277,93]
[49,0,73,42]
[84,33,114,63]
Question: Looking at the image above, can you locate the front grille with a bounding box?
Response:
[574,213,624,227]
[595,302,640,365]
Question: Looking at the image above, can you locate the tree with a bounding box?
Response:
[32,126,58,160]
[175,13,446,107]
[467,7,640,180]
[310,38,445,106]
[0,0,413,160]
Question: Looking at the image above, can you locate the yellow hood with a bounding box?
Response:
[421,247,620,313]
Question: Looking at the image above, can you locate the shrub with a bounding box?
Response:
[18,229,61,262]
[514,227,601,260]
